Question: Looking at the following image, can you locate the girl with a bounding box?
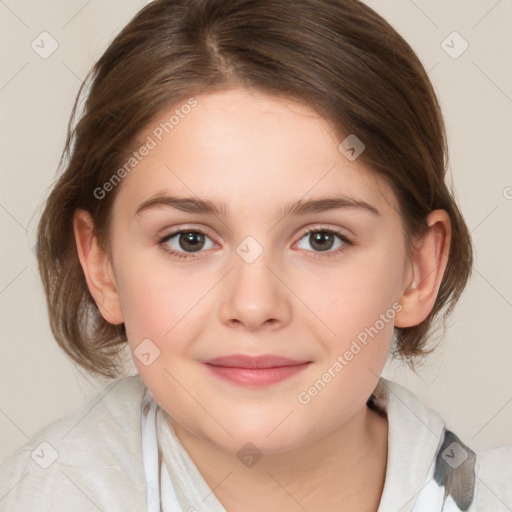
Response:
[1,0,510,510]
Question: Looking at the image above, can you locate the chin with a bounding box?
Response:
[214,432,307,459]
[202,413,312,457]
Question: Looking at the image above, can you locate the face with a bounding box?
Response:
[105,87,412,455]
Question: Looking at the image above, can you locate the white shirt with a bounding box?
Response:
[0,374,510,511]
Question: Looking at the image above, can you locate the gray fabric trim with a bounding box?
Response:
[434,429,477,511]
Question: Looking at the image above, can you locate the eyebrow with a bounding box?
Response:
[134,194,380,218]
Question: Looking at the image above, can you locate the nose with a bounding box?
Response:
[218,247,292,332]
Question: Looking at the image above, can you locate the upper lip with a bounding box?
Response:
[203,355,310,369]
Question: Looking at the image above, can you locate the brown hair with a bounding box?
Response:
[36,0,473,379]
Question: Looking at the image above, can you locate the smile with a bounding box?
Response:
[202,355,312,387]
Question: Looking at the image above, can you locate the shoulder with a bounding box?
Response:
[475,445,512,510]
[0,375,147,512]
[374,378,512,511]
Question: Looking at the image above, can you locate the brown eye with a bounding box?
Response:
[178,231,206,252]
[296,228,352,257]
[160,229,215,258]
[309,231,336,252]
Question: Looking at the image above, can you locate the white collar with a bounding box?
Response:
[140,378,477,511]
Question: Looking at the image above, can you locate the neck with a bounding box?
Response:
[169,404,388,512]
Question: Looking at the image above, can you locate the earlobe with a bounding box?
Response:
[394,210,452,328]
[73,209,124,325]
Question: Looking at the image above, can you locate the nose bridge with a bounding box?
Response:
[219,234,291,330]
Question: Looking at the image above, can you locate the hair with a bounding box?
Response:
[36,0,473,379]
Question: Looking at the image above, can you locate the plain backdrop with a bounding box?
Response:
[0,0,511,462]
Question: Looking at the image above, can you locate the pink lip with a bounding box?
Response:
[203,355,311,387]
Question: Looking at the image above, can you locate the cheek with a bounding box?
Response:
[114,250,222,360]
[115,254,209,407]
[292,255,401,438]
[310,245,404,345]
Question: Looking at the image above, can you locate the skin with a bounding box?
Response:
[74,87,451,511]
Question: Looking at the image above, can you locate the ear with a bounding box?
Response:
[73,209,124,325]
[394,209,452,328]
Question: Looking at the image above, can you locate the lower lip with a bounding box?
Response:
[204,362,311,387]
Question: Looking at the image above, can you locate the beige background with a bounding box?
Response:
[0,0,511,462]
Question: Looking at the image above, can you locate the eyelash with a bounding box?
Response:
[157,227,353,260]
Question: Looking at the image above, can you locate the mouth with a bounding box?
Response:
[202,354,312,387]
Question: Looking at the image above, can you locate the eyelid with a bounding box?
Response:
[294,223,352,240]
[159,223,351,243]
[159,224,218,241]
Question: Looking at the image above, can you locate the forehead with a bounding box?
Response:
[112,87,400,219]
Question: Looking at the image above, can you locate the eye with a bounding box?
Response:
[159,229,216,259]
[295,228,353,257]
[158,226,353,261]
